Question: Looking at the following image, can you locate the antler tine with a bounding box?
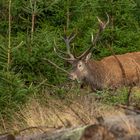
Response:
[62,31,76,60]
[68,32,77,42]
[77,13,109,59]
[97,12,109,31]
[54,40,68,55]
[54,39,75,61]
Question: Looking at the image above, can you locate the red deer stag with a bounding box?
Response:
[54,15,140,91]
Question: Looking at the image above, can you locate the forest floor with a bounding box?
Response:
[0,85,140,138]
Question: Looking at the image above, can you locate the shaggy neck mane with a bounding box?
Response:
[85,60,106,90]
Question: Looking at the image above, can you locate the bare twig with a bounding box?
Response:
[7,0,11,71]
[126,86,133,106]
[30,0,36,41]
[0,125,57,136]
[66,0,70,30]
[107,44,127,86]
[18,126,46,133]
[116,104,140,114]
[52,109,66,127]
[42,58,70,74]
[68,105,87,125]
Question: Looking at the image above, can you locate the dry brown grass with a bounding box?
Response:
[3,93,117,134]
[0,87,139,136]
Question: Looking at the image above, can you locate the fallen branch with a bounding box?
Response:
[116,104,140,114]
[42,58,70,74]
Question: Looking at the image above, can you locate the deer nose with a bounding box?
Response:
[69,73,77,80]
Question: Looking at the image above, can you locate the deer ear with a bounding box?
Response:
[85,53,92,63]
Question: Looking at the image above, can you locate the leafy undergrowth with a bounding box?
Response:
[92,87,140,106]
[0,84,139,135]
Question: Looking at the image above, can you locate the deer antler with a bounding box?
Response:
[54,14,109,61]
[77,13,109,59]
[54,31,77,61]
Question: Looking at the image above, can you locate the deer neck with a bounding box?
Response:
[85,60,106,90]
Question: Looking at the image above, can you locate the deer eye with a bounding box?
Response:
[78,64,82,68]
[78,61,83,69]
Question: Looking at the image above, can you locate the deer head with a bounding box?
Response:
[54,14,109,82]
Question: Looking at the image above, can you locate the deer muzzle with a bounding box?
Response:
[69,73,78,80]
